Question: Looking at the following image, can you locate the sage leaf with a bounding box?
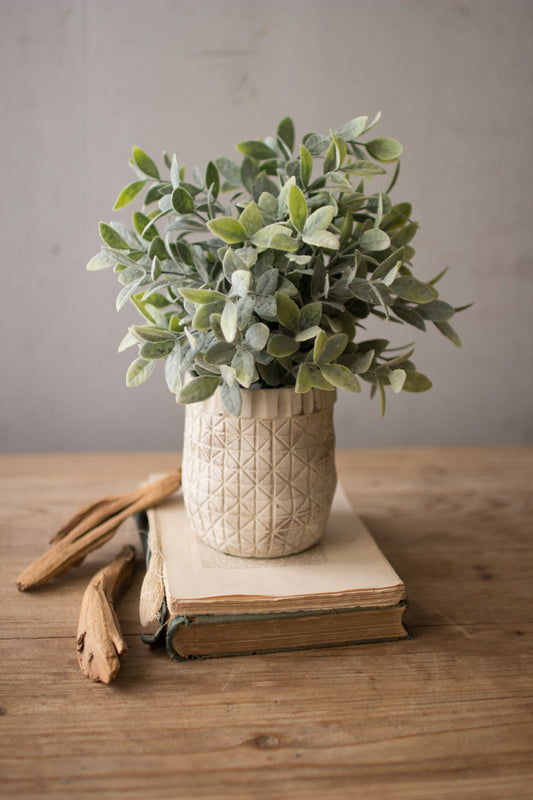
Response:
[343,160,387,176]
[302,230,340,250]
[434,320,462,347]
[87,251,114,271]
[221,300,238,342]
[389,368,406,393]
[178,376,220,404]
[300,301,322,330]
[393,304,426,330]
[215,157,242,187]
[204,342,236,365]
[207,217,247,244]
[320,364,361,392]
[402,371,433,392]
[295,364,313,394]
[232,348,254,388]
[140,340,174,360]
[334,116,368,142]
[275,292,300,333]
[267,334,299,357]
[165,345,181,393]
[304,205,335,234]
[99,222,129,250]
[172,187,194,214]
[277,117,295,152]
[256,268,279,296]
[365,137,403,162]
[392,276,438,304]
[315,333,348,364]
[236,140,278,160]
[205,161,219,198]
[288,184,308,232]
[300,144,313,187]
[132,146,160,179]
[114,180,147,210]
[239,201,262,237]
[359,229,391,253]
[245,322,269,351]
[231,269,252,296]
[178,287,225,304]
[418,300,455,322]
[126,357,155,387]
[295,326,322,342]
[221,380,242,416]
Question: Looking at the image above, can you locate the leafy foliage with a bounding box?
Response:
[88,114,469,416]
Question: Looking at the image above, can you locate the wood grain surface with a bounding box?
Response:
[1,448,532,799]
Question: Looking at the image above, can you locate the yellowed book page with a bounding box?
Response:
[147,482,405,616]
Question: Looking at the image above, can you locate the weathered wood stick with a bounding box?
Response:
[16,469,181,591]
[76,545,136,684]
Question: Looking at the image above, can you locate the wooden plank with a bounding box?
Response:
[1,449,532,799]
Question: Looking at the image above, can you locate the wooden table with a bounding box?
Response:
[1,448,532,799]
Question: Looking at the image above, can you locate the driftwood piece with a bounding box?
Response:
[16,469,181,591]
[76,545,136,684]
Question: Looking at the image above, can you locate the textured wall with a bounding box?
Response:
[1,0,532,452]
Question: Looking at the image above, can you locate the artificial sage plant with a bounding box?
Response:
[88,112,469,416]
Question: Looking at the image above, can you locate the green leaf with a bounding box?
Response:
[352,350,374,374]
[334,116,368,142]
[256,268,279,296]
[251,223,292,249]
[99,222,129,250]
[295,364,313,394]
[220,381,242,416]
[402,371,433,392]
[359,229,391,253]
[126,357,155,387]
[113,180,147,210]
[132,211,157,241]
[178,287,225,304]
[172,186,194,214]
[288,185,308,232]
[389,368,406,393]
[231,269,252,296]
[205,161,220,198]
[204,342,236,365]
[118,330,137,352]
[300,301,322,330]
[236,140,278,160]
[365,137,403,162]
[434,320,462,347]
[320,364,360,392]
[295,326,322,342]
[275,292,300,333]
[245,322,269,351]
[192,302,224,330]
[232,348,255,388]
[304,205,335,234]
[215,157,242,187]
[393,304,426,330]
[267,232,299,252]
[140,340,175,360]
[165,345,181,393]
[300,144,313,187]
[87,251,114,271]
[132,146,160,179]
[323,140,338,174]
[267,334,299,357]
[315,333,348,364]
[392,276,438,304]
[302,230,340,250]
[130,325,175,343]
[221,300,238,342]
[239,202,262,236]
[207,217,247,244]
[277,117,295,152]
[177,376,220,404]
[418,300,455,322]
[307,365,335,391]
[342,160,387,176]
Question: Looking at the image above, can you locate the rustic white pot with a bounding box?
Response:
[181,387,337,558]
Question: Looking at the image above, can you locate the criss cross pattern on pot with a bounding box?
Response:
[182,403,337,558]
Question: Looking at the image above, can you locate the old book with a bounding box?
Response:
[139,483,408,660]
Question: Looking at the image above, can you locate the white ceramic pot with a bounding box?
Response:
[181,387,337,558]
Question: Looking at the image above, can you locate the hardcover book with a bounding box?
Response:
[139,481,408,660]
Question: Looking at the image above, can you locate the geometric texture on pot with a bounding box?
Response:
[181,387,337,558]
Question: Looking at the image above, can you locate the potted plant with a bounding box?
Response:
[88,113,468,558]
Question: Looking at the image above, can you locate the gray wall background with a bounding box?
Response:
[1,0,532,453]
